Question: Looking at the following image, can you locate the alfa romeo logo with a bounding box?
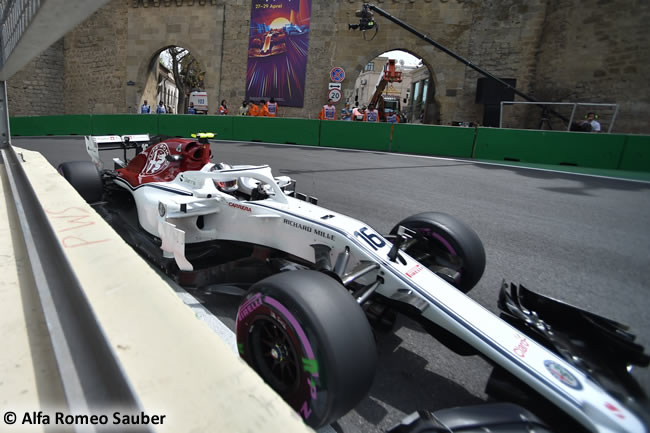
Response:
[544,360,582,390]
[142,143,170,175]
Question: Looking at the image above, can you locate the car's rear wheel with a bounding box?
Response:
[58,161,103,203]
[236,270,376,428]
[390,212,485,293]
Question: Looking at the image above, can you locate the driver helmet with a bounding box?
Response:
[211,163,238,192]
[217,179,237,192]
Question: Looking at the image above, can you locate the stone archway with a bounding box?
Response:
[347,48,441,124]
[335,36,460,125]
[126,2,224,114]
[133,45,204,114]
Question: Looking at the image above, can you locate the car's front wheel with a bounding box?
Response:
[390,212,486,293]
[236,270,376,428]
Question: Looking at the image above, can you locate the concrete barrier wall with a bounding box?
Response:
[473,127,628,169]
[92,114,159,136]
[618,135,650,172]
[232,117,319,145]
[11,114,92,136]
[320,121,392,152]
[392,124,475,158]
[159,115,235,140]
[9,115,650,173]
[11,147,314,433]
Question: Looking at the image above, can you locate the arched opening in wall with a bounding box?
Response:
[352,50,437,124]
[140,46,205,114]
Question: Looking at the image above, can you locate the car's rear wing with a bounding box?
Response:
[85,134,150,169]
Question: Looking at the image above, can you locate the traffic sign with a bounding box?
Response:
[328,82,342,90]
[330,67,345,83]
[328,88,342,103]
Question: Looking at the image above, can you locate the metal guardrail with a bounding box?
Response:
[499,101,619,133]
[1,86,152,433]
[1,0,41,68]
[0,0,153,428]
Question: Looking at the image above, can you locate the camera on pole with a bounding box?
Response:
[349,5,376,31]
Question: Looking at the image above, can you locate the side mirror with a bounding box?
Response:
[166,154,184,162]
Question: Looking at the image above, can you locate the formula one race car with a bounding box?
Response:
[58,133,649,432]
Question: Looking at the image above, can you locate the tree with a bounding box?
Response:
[162,47,205,114]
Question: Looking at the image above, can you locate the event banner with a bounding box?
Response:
[245,0,312,107]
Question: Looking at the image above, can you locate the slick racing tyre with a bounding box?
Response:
[391,212,485,293]
[236,270,377,428]
[58,161,103,203]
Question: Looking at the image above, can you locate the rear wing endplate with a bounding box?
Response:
[85,134,150,169]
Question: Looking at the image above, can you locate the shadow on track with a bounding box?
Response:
[475,163,650,194]
[279,163,474,176]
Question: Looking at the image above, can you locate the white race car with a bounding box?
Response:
[58,133,649,432]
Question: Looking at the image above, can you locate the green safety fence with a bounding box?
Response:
[8,115,650,173]
[474,127,627,169]
[158,115,234,140]
[11,115,92,136]
[392,123,475,158]
[231,117,319,145]
[618,135,650,172]
[91,114,159,136]
[319,120,392,152]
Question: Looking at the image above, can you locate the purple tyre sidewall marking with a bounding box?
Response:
[236,293,320,422]
[265,296,317,363]
[429,231,457,256]
[418,227,462,279]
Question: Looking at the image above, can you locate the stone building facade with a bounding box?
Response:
[7,0,649,134]
[354,56,390,110]
[7,40,65,116]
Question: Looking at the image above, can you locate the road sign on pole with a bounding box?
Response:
[328,89,342,103]
[330,67,345,83]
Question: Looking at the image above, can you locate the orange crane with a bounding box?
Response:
[369,59,402,121]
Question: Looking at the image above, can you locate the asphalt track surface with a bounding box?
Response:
[13,137,650,433]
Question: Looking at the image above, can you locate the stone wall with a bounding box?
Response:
[7,40,65,116]
[218,1,252,113]
[533,0,650,134]
[326,1,469,125]
[455,0,549,128]
[6,0,649,133]
[63,0,129,114]
[127,0,224,114]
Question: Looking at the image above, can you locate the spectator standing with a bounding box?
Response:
[219,100,229,115]
[363,103,379,122]
[318,99,337,120]
[248,100,260,116]
[140,100,151,114]
[156,101,166,114]
[266,97,279,117]
[352,105,364,121]
[385,109,399,124]
[239,100,249,116]
[256,100,270,117]
[187,102,197,114]
[340,103,352,121]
